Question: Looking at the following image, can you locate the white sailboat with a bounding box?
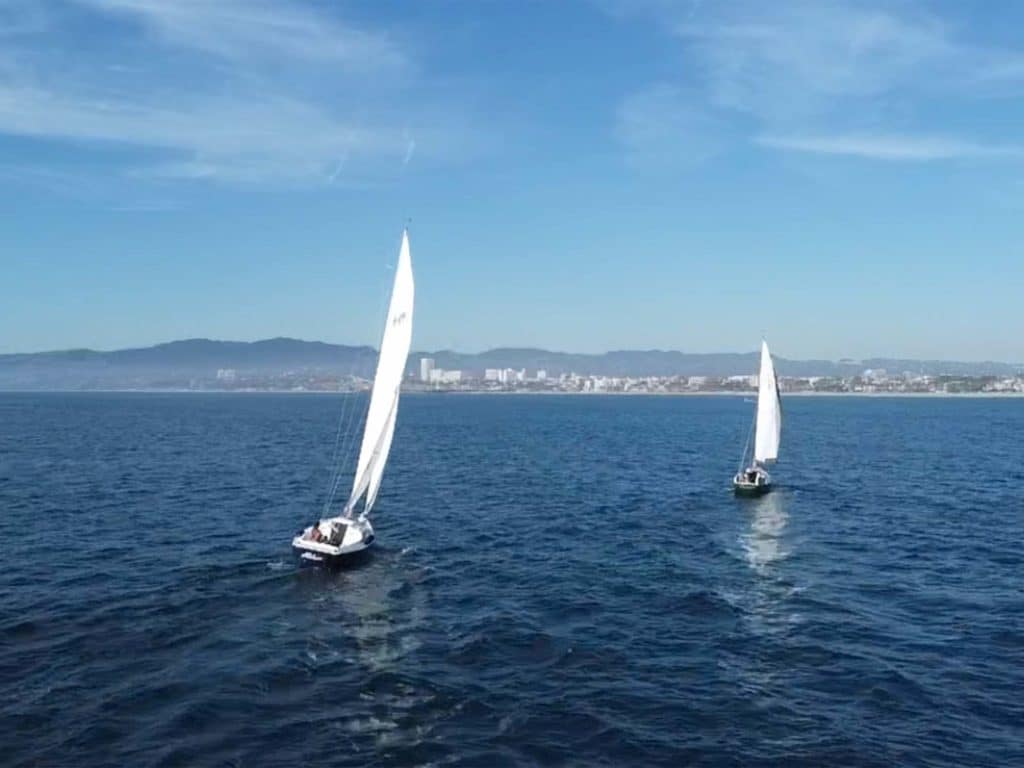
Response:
[733,340,782,495]
[293,229,415,564]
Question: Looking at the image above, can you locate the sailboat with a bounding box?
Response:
[292,229,415,564]
[733,340,782,495]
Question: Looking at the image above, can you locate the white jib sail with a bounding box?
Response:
[345,230,415,516]
[753,340,781,464]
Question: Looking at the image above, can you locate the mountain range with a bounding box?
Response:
[1,338,1021,390]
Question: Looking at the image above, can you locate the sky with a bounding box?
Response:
[1,0,1023,361]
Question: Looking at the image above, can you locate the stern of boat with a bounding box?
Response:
[292,516,375,565]
[733,468,772,496]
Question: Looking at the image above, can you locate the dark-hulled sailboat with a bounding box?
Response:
[733,340,782,495]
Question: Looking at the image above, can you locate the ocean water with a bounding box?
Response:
[1,392,1022,767]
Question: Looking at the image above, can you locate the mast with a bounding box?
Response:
[344,229,415,517]
[738,408,756,473]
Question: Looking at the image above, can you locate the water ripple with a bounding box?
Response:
[1,393,1022,766]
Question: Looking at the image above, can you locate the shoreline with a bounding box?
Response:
[2,388,1023,399]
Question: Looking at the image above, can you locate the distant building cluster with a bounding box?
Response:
[180,358,1024,395]
[484,368,527,384]
[421,357,461,385]
[405,361,1024,395]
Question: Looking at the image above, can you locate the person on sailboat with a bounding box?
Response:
[326,522,344,545]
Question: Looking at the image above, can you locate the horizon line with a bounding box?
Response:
[2,336,1023,367]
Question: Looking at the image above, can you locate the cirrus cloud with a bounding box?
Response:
[0,0,478,186]
[607,0,1024,165]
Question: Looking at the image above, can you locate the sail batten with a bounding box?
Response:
[345,230,414,516]
[753,340,782,464]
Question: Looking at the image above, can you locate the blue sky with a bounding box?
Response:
[1,0,1023,360]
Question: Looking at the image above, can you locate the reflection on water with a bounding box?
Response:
[317,550,427,672]
[741,491,789,575]
[6,394,1022,765]
[733,490,798,688]
[302,549,433,749]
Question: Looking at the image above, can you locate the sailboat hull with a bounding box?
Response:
[733,468,772,496]
[733,479,772,496]
[734,340,782,498]
[293,545,374,567]
[291,518,375,566]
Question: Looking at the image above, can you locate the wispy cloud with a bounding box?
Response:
[616,84,728,167]
[0,82,407,182]
[607,0,1024,164]
[73,0,407,71]
[109,200,180,212]
[757,134,1024,161]
[673,2,957,121]
[0,1,470,186]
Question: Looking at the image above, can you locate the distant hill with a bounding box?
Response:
[0,338,378,390]
[0,338,1020,390]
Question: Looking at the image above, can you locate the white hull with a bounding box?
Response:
[292,516,374,564]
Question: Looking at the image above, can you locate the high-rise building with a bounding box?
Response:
[428,368,463,384]
[420,357,435,382]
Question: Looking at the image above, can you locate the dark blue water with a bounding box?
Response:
[1,393,1022,766]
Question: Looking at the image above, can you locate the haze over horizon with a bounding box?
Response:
[3,1,1023,361]
[5,335,1023,367]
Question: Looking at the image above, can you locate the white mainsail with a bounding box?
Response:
[753,340,781,464]
[345,230,414,517]
[364,403,397,512]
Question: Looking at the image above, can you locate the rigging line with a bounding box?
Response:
[322,372,359,516]
[322,387,361,515]
[329,368,370,499]
[322,381,355,511]
[336,263,394,508]
[328,247,396,514]
[321,251,390,518]
[327,238,398,514]
[738,405,756,473]
[323,361,376,517]
[326,387,365,514]
[326,371,370,515]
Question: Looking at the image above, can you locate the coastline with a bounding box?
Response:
[2,388,1023,398]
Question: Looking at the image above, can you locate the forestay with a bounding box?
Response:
[753,340,782,464]
[345,230,415,516]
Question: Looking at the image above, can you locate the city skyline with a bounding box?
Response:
[5,336,1023,393]
[3,1,1024,360]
